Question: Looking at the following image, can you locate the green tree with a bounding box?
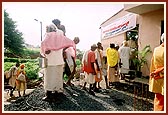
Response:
[4,10,25,56]
[76,49,84,61]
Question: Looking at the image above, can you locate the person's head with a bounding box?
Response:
[110,43,115,48]
[59,25,66,36]
[161,33,164,43]
[46,24,57,32]
[115,44,119,50]
[97,42,102,49]
[16,62,20,67]
[52,19,61,28]
[20,64,25,69]
[91,44,97,51]
[73,37,80,44]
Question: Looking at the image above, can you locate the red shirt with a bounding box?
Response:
[85,50,96,74]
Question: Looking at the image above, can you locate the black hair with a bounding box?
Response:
[52,19,61,26]
[16,62,20,67]
[97,42,101,46]
[110,43,115,48]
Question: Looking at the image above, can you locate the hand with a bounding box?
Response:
[92,71,97,75]
[150,72,154,77]
[150,72,158,78]
[40,54,45,58]
[45,50,51,54]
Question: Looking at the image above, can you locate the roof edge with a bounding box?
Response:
[100,8,124,27]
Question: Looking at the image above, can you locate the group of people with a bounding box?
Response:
[40,19,80,101]
[5,16,164,111]
[80,33,165,111]
[80,40,131,96]
[7,63,27,98]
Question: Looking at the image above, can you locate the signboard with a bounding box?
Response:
[101,13,136,39]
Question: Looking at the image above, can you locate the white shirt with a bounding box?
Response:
[46,49,64,66]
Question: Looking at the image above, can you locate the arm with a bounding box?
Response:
[91,53,97,75]
[91,62,96,75]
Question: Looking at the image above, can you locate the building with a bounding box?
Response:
[100,3,165,76]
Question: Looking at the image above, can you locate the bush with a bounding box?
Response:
[76,59,81,68]
[25,60,40,80]
[22,48,40,59]
[4,57,19,63]
[4,62,16,71]
[4,58,40,80]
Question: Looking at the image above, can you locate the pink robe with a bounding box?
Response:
[40,32,75,57]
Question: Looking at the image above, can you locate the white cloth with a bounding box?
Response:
[95,49,103,69]
[8,66,18,88]
[65,47,75,72]
[65,47,75,58]
[118,46,130,74]
[82,50,89,65]
[84,73,95,84]
[44,49,64,92]
[44,65,64,92]
[46,49,64,66]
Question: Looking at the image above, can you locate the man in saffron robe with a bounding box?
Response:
[149,33,165,111]
[94,42,103,91]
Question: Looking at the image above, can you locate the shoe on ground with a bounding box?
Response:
[82,87,87,91]
[89,90,95,96]
[94,88,101,93]
[106,86,111,89]
[98,86,102,89]
[66,82,74,87]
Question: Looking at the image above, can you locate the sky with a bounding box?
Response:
[3,2,124,51]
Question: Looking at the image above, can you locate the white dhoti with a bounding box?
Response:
[44,49,65,93]
[84,73,95,84]
[120,57,130,74]
[44,65,64,93]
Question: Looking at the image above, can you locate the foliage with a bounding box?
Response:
[132,45,152,72]
[4,57,38,63]
[24,60,40,80]
[4,62,16,72]
[126,25,139,41]
[4,58,40,80]
[4,57,19,63]
[4,10,25,56]
[76,59,81,68]
[76,49,84,61]
[22,48,40,59]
